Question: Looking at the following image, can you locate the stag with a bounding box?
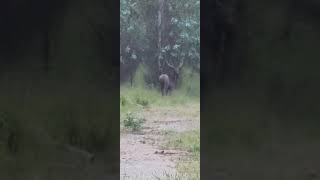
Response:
[159,74,172,96]
[165,58,184,86]
[158,59,184,96]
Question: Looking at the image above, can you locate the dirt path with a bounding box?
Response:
[120,104,200,179]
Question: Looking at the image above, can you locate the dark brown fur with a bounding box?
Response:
[159,74,171,96]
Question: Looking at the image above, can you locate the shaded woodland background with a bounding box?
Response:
[202,0,320,179]
[120,0,200,91]
[203,0,320,143]
[0,0,119,179]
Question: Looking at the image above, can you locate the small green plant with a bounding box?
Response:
[135,96,149,108]
[123,113,144,131]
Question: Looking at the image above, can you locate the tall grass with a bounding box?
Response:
[120,66,200,126]
[180,68,200,98]
[163,130,200,180]
[120,65,199,110]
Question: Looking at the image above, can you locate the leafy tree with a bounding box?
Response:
[120,0,200,87]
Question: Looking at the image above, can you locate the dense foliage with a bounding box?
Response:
[120,0,200,86]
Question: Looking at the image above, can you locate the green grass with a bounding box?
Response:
[122,112,145,132]
[121,66,200,179]
[153,171,200,180]
[121,170,199,180]
[120,68,199,130]
[120,64,199,111]
[164,130,200,154]
[162,130,200,180]
[120,85,199,130]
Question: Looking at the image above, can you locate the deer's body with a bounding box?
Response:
[159,74,171,96]
[158,58,184,96]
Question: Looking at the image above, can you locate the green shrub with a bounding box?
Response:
[135,95,150,108]
[123,112,144,131]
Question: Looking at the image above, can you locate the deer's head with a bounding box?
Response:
[165,58,184,84]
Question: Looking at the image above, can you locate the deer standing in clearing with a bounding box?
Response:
[159,74,172,96]
[158,59,184,96]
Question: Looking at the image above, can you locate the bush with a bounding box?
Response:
[123,112,144,132]
[135,95,149,108]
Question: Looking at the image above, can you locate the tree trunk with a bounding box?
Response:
[157,0,164,73]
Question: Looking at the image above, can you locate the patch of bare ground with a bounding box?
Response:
[120,103,199,179]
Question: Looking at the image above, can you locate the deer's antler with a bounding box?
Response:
[166,59,184,70]
[178,58,184,69]
[165,59,175,69]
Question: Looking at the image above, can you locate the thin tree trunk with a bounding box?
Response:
[157,0,164,73]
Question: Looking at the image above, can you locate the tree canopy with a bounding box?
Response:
[120,0,200,85]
